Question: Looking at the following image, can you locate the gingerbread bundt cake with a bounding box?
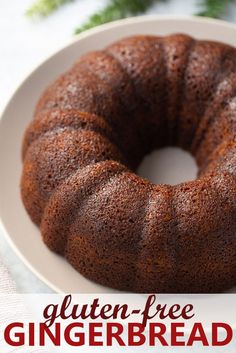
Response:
[21,34,236,293]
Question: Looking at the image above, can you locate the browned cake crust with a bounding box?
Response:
[21,34,236,293]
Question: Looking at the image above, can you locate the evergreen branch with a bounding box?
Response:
[26,0,235,35]
[75,0,160,34]
[26,0,75,17]
[197,0,233,18]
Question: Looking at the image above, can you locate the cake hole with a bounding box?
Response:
[137,147,198,186]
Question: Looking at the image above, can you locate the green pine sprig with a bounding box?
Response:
[26,0,75,17]
[26,0,236,33]
[75,0,158,34]
[197,0,233,18]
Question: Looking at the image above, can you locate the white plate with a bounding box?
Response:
[1,15,236,293]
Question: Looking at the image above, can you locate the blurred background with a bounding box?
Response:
[1,0,236,292]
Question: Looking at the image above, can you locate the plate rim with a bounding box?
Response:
[2,13,236,118]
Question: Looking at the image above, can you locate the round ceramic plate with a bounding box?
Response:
[1,15,236,293]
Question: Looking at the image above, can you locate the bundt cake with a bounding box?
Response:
[21,34,236,293]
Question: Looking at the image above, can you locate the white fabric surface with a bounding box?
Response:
[1,0,236,294]
[0,260,16,293]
